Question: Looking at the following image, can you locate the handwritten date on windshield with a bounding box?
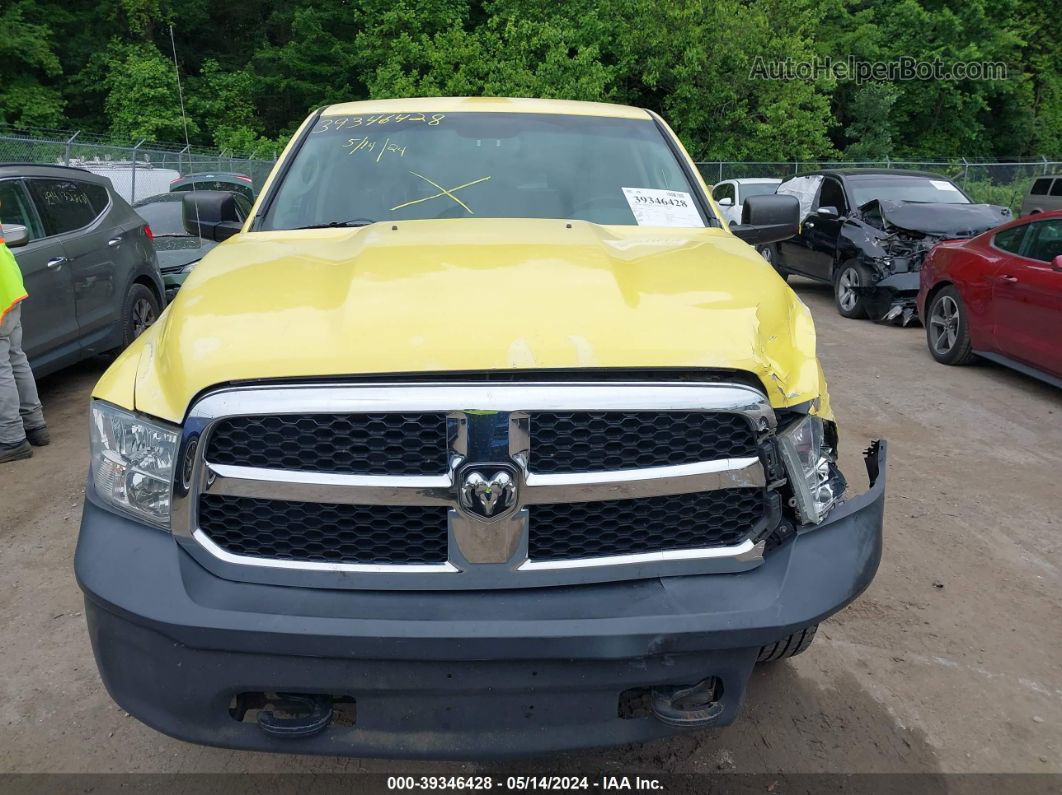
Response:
[345,136,407,162]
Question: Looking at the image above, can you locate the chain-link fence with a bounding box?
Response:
[0,126,278,204]
[694,158,1062,212]
[2,126,1059,213]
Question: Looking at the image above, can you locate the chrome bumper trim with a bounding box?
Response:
[203,456,764,506]
[521,457,764,503]
[192,529,459,574]
[204,464,455,506]
[518,539,765,571]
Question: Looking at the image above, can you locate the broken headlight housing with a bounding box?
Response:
[777,415,845,525]
[90,400,179,528]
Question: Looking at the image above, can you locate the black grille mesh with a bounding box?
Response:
[198,495,449,564]
[529,489,764,561]
[206,413,448,475]
[530,412,758,473]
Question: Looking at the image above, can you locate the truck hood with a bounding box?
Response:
[104,219,827,423]
[872,200,1011,238]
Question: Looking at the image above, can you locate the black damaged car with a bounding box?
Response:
[766,169,1010,323]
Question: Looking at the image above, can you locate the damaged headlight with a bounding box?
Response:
[90,400,179,528]
[777,416,845,525]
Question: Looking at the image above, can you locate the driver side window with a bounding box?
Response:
[818,178,849,215]
[0,180,44,241]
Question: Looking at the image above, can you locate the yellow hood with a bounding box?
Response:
[98,219,829,423]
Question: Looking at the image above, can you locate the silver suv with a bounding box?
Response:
[1021,175,1062,216]
[0,164,164,377]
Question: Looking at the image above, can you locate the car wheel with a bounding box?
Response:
[834,261,870,319]
[926,286,976,365]
[757,624,818,663]
[122,284,160,348]
[757,244,788,282]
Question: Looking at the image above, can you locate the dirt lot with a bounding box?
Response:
[0,277,1059,776]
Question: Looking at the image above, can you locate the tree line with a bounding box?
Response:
[1,0,1058,160]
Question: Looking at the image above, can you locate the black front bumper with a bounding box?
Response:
[859,271,921,324]
[75,443,886,759]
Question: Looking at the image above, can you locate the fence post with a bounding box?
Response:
[1044,155,1050,176]
[178,144,190,176]
[64,131,80,166]
[130,139,145,203]
[961,157,969,188]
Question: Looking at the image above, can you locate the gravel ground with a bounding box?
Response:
[0,277,1059,776]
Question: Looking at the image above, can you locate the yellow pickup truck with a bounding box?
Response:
[76,97,885,757]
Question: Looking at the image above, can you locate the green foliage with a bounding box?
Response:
[3,0,1059,161]
[962,178,1029,213]
[102,44,199,142]
[0,1,65,126]
[365,17,615,101]
[845,83,899,160]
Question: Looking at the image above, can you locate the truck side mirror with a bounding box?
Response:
[716,196,733,207]
[182,191,243,242]
[730,194,800,246]
[0,224,29,248]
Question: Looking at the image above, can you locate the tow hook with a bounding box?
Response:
[650,677,724,727]
[256,693,333,739]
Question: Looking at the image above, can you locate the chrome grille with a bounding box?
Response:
[530,411,758,473]
[529,489,766,561]
[207,413,448,475]
[176,381,777,590]
[199,494,449,564]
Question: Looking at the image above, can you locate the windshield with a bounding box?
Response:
[849,175,970,206]
[740,183,779,199]
[262,112,709,229]
[133,197,186,236]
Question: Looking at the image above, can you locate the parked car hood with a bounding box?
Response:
[153,236,217,272]
[96,218,830,423]
[872,200,1011,238]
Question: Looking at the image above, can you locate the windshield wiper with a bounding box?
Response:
[291,219,375,230]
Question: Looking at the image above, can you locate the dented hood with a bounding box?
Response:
[874,200,1010,238]
[98,219,827,423]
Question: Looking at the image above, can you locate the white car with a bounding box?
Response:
[711,178,783,226]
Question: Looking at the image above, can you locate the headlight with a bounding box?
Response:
[181,259,201,273]
[90,401,179,528]
[777,415,845,525]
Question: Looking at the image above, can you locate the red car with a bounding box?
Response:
[917,209,1062,386]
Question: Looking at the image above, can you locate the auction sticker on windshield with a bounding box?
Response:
[622,188,703,227]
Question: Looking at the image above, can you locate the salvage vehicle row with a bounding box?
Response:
[765,169,1010,324]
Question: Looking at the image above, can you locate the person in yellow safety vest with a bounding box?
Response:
[0,218,49,464]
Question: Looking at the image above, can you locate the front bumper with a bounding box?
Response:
[75,443,886,759]
[858,272,920,324]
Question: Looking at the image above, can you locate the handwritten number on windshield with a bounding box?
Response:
[314,113,445,134]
